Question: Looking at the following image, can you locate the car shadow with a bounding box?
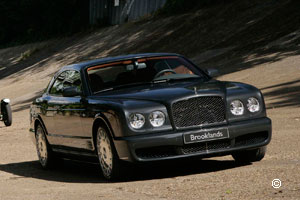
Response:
[0,158,251,183]
[123,158,251,182]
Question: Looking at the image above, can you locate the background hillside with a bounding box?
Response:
[1,0,299,112]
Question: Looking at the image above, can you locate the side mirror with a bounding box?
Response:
[62,87,82,97]
[205,68,219,78]
[0,98,12,126]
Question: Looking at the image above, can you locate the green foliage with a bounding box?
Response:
[0,0,89,47]
[225,189,232,194]
[18,48,40,62]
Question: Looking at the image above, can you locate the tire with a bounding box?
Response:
[35,123,56,169]
[96,126,122,180]
[232,146,267,163]
[2,103,12,126]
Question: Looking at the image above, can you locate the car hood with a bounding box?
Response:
[91,79,254,103]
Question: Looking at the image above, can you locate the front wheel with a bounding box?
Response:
[96,126,122,180]
[35,124,56,169]
[2,103,12,126]
[232,146,267,163]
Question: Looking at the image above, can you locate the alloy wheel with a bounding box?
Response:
[97,127,113,178]
[36,126,48,167]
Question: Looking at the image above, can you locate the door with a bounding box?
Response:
[47,70,88,149]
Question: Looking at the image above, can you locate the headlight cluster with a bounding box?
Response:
[230,97,260,116]
[129,111,165,129]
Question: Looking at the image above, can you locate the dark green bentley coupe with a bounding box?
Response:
[30,53,272,179]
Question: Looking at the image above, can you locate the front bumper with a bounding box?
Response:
[114,117,272,162]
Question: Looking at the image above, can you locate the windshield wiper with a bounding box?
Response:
[154,76,204,83]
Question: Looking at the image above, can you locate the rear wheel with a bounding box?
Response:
[2,103,12,126]
[96,126,122,180]
[232,146,267,163]
[35,124,56,169]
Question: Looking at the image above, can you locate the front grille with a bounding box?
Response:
[172,96,226,128]
[181,140,231,154]
[235,132,268,147]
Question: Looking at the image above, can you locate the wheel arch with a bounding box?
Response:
[34,115,48,136]
[92,114,115,151]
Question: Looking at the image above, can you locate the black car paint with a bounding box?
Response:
[29,53,271,162]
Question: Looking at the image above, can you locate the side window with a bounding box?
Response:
[49,70,82,96]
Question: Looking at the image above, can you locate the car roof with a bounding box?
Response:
[62,53,181,71]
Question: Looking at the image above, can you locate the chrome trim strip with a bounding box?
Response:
[47,133,91,139]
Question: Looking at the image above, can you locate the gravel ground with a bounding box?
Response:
[0,52,300,200]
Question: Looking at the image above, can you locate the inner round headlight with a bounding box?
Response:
[149,111,165,127]
[230,100,244,115]
[247,97,260,112]
[129,113,145,129]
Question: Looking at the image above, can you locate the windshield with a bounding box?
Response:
[87,56,206,93]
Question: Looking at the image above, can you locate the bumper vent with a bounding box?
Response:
[172,96,226,128]
[135,132,269,160]
[235,132,268,147]
[135,140,231,159]
[135,146,177,159]
[181,140,231,154]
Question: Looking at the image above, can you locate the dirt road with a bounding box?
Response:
[0,50,300,199]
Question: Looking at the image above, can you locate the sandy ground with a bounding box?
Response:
[0,48,300,200]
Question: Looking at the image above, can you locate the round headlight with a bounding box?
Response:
[247,97,260,112]
[149,111,165,127]
[230,100,244,115]
[129,113,145,129]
